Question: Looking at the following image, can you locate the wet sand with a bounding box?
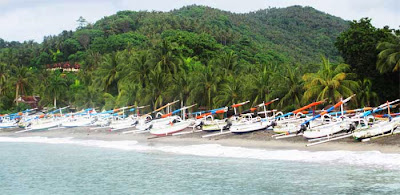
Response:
[1,126,400,153]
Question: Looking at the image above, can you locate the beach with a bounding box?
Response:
[1,127,400,153]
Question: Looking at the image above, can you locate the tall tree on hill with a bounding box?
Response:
[145,69,170,109]
[0,63,8,95]
[357,78,379,107]
[155,40,181,74]
[302,56,359,104]
[276,64,304,110]
[335,18,397,101]
[250,63,274,105]
[218,51,239,75]
[122,50,153,88]
[192,66,222,109]
[376,34,400,73]
[45,72,67,108]
[214,75,243,107]
[11,66,33,105]
[95,52,123,95]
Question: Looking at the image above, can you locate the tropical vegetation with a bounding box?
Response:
[0,5,398,114]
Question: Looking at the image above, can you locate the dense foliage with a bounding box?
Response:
[0,5,398,113]
[335,18,399,102]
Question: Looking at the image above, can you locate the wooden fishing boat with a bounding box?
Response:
[25,118,65,131]
[150,118,193,136]
[62,117,97,128]
[353,117,400,140]
[302,120,352,139]
[0,120,18,128]
[230,114,273,133]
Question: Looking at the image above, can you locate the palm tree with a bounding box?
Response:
[357,78,379,107]
[86,50,102,71]
[0,63,8,95]
[192,66,222,109]
[250,63,274,105]
[122,50,153,88]
[217,51,239,75]
[145,69,171,109]
[214,75,242,107]
[154,40,181,74]
[168,70,193,105]
[10,66,33,105]
[95,52,123,94]
[276,64,304,109]
[45,72,67,108]
[376,35,400,73]
[302,56,359,104]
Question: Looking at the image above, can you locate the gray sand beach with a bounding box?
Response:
[1,126,400,153]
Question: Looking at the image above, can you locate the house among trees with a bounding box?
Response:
[46,62,81,72]
[15,96,41,109]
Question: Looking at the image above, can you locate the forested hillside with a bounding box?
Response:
[0,5,398,113]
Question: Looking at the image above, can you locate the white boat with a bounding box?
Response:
[109,117,139,131]
[150,118,193,136]
[0,120,18,128]
[230,114,273,133]
[200,115,234,131]
[62,117,96,128]
[202,120,227,131]
[353,117,400,139]
[145,115,180,129]
[302,120,351,139]
[26,118,65,131]
[273,118,305,134]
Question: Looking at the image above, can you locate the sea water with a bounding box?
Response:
[0,137,399,194]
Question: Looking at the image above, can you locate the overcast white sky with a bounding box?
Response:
[0,0,399,42]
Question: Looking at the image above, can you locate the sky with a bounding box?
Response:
[0,0,399,42]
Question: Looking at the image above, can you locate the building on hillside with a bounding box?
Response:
[15,96,41,109]
[46,62,81,72]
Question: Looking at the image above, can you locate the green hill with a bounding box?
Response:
[0,5,359,111]
[90,5,348,64]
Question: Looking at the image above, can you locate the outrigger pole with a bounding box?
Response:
[275,99,326,119]
[150,100,180,114]
[161,104,197,119]
[357,99,399,118]
[246,98,279,113]
[298,94,356,133]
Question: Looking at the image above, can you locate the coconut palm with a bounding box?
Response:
[376,35,400,73]
[302,56,359,104]
[192,66,222,109]
[10,66,34,105]
[168,70,193,105]
[154,40,181,74]
[45,72,67,108]
[214,75,243,107]
[145,69,171,109]
[95,52,123,94]
[122,50,153,88]
[0,63,8,95]
[276,64,304,109]
[357,78,379,107]
[250,63,274,106]
[217,51,239,75]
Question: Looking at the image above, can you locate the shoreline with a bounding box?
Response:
[1,127,400,153]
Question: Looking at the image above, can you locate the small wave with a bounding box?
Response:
[1,136,399,170]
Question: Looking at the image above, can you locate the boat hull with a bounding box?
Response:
[62,118,96,128]
[230,120,270,133]
[150,121,192,136]
[303,121,350,139]
[353,118,400,139]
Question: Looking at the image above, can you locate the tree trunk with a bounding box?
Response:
[15,84,19,105]
[54,96,57,108]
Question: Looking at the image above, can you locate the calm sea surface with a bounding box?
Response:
[0,136,399,194]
